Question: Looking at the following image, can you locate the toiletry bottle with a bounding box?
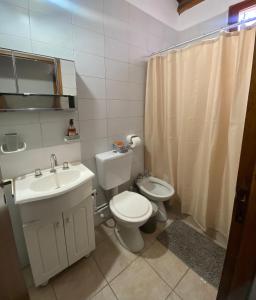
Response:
[67,119,77,136]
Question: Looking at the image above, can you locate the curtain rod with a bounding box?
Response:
[148,17,256,57]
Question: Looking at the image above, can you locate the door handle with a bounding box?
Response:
[235,188,248,224]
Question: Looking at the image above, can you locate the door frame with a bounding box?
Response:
[217,34,256,300]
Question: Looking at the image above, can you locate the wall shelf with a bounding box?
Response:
[64,135,80,144]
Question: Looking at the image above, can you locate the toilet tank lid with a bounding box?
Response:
[95,150,132,161]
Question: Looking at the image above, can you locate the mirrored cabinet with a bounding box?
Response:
[0,49,77,111]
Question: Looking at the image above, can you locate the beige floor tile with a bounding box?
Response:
[110,257,171,300]
[28,285,56,300]
[93,233,137,282]
[166,291,182,300]
[175,269,217,300]
[95,219,115,246]
[141,219,173,253]
[91,285,117,300]
[142,240,188,288]
[52,257,107,300]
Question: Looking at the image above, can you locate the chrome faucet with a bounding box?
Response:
[50,154,58,173]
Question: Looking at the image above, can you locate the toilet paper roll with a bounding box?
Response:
[126,135,142,149]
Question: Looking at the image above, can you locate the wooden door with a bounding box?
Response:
[23,215,68,287]
[217,35,256,300]
[64,197,95,265]
[0,186,29,300]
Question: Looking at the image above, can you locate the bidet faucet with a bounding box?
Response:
[50,153,58,173]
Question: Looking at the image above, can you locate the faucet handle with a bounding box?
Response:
[63,162,69,170]
[35,168,42,177]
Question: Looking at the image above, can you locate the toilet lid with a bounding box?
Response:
[110,191,152,220]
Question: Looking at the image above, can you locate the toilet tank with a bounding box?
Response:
[95,150,133,190]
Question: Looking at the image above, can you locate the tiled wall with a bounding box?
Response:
[177,12,228,43]
[0,0,177,267]
[0,0,177,187]
[0,0,230,268]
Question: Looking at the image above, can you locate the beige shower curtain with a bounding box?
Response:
[145,28,256,237]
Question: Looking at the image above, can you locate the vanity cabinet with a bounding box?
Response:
[23,215,68,285]
[63,198,95,265]
[20,182,95,287]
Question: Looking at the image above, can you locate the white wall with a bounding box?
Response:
[176,0,242,30]
[127,0,242,31]
[0,0,177,267]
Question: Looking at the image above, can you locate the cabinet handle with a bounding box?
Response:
[66,217,70,224]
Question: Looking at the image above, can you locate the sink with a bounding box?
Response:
[15,162,94,204]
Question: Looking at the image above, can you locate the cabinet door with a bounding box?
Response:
[23,215,68,286]
[64,197,95,265]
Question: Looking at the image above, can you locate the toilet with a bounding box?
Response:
[95,150,153,252]
[136,176,175,222]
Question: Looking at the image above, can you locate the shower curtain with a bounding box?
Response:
[145,28,256,237]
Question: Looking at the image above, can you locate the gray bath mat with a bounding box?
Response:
[157,220,226,288]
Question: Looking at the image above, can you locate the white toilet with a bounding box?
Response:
[136,176,175,222]
[96,150,153,252]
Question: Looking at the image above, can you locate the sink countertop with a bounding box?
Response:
[15,162,94,205]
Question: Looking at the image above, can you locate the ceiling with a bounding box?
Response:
[126,0,243,31]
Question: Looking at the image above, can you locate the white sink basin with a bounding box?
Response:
[15,162,94,204]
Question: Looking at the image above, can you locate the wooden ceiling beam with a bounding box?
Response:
[177,0,205,14]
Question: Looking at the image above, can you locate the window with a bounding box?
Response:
[229,0,256,30]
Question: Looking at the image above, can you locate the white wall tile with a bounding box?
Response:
[106,80,130,100]
[80,119,107,140]
[30,10,73,45]
[0,0,28,8]
[128,64,146,84]
[0,112,40,126]
[31,40,74,60]
[103,0,129,23]
[72,0,104,34]
[129,5,149,33]
[77,76,106,99]
[107,100,143,118]
[105,59,128,81]
[104,17,129,43]
[73,26,104,56]
[0,0,181,269]
[129,44,148,66]
[0,2,30,38]
[74,51,105,78]
[107,116,143,137]
[129,83,145,101]
[105,37,129,62]
[81,138,108,160]
[78,99,107,120]
[0,34,31,53]
[29,0,71,18]
[0,123,42,150]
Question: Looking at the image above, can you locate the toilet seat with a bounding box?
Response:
[110,191,152,223]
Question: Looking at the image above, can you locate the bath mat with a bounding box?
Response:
[157,220,226,288]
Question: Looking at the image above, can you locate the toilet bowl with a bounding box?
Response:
[110,191,152,252]
[95,149,153,252]
[136,176,175,222]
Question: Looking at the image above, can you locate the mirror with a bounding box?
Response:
[0,49,77,112]
[0,50,16,93]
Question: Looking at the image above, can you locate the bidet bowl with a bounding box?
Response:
[136,176,175,202]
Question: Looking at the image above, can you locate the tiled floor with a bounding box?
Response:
[24,204,220,300]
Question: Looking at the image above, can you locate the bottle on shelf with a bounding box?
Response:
[67,119,77,136]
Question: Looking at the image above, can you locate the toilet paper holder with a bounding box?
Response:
[126,134,142,149]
